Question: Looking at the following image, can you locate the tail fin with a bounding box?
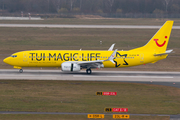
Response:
[130,21,174,53]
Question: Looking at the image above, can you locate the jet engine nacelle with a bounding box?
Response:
[61,62,81,72]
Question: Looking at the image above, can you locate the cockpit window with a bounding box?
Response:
[10,55,17,58]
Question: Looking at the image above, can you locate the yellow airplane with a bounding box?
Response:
[3,21,174,74]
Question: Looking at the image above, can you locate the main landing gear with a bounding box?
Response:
[19,69,23,73]
[86,68,92,74]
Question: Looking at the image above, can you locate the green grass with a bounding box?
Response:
[0,80,180,115]
[0,27,179,51]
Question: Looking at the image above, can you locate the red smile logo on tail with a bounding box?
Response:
[154,36,167,47]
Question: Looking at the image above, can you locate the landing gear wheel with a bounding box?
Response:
[19,69,23,73]
[86,69,92,74]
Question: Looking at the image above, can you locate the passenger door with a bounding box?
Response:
[23,52,28,62]
[140,53,144,63]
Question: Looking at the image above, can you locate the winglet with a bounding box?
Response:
[108,49,117,60]
[104,49,117,64]
[108,43,115,51]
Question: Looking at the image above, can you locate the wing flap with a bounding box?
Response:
[77,60,103,65]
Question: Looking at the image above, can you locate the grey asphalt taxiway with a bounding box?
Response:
[1,111,180,119]
[0,69,180,88]
[0,23,180,29]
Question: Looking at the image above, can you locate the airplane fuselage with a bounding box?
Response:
[4,50,167,68]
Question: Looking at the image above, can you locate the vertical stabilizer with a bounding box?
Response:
[130,21,174,53]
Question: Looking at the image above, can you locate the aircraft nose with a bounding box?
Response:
[3,57,11,65]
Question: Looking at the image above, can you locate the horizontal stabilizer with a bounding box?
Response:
[154,49,173,56]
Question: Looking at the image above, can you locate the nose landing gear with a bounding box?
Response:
[19,69,23,73]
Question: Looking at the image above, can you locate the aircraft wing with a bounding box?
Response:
[77,49,117,68]
[77,60,104,68]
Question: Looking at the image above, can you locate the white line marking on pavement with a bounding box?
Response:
[73,75,173,79]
